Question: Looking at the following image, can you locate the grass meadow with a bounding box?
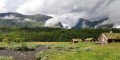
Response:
[36,42,120,60]
[0,42,120,60]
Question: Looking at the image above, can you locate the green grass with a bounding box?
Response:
[0,56,14,60]
[0,42,8,50]
[36,42,120,60]
[0,42,120,60]
[0,42,38,51]
[8,42,38,51]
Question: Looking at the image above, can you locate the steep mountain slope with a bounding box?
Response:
[0,12,117,28]
[53,22,63,28]
[0,12,52,22]
[72,18,111,28]
[0,12,52,27]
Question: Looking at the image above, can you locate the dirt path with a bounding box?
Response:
[0,45,47,60]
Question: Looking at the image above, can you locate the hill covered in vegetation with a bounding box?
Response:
[0,12,52,27]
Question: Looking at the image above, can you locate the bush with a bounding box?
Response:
[54,46,63,50]
[13,38,26,42]
[46,44,55,49]
[2,38,9,43]
[0,42,7,50]
[0,46,6,50]
[0,56,14,60]
[0,38,3,42]
[8,43,23,51]
[47,45,52,49]
[27,43,38,50]
[84,47,92,51]
[8,42,37,51]
[36,50,48,60]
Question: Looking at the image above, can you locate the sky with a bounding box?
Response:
[0,0,120,28]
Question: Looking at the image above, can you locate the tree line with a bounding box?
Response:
[0,26,120,42]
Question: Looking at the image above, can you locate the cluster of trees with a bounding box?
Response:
[0,26,120,42]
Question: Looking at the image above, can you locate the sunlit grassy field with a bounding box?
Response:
[0,42,120,60]
[36,42,120,60]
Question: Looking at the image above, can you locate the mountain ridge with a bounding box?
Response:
[0,12,52,22]
[0,12,52,27]
[0,12,118,28]
[72,18,112,28]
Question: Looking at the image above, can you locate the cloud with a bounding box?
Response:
[6,0,25,12]
[16,0,107,15]
[16,0,45,15]
[98,0,120,26]
[45,13,83,28]
[16,0,113,28]
[0,0,7,13]
[1,0,120,28]
[0,0,25,13]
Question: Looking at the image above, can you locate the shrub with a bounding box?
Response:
[46,44,55,49]
[36,50,47,60]
[2,38,9,43]
[0,38,3,42]
[8,43,22,51]
[47,45,52,49]
[54,46,63,50]
[13,38,26,42]
[8,42,37,51]
[84,47,92,51]
[0,56,14,60]
[27,43,38,50]
[0,42,7,50]
[0,46,6,50]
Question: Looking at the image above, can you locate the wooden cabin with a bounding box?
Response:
[72,39,81,43]
[98,32,120,45]
[85,38,93,42]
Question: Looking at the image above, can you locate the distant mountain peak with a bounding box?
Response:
[72,18,90,28]
[55,22,64,28]
[0,12,118,28]
[72,18,109,28]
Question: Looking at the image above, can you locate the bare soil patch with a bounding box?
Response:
[0,45,47,60]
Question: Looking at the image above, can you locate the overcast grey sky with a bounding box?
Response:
[0,0,120,28]
[0,0,118,16]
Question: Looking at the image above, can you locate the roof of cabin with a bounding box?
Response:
[85,38,93,41]
[103,33,120,39]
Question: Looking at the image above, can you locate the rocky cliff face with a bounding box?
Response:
[72,18,114,28]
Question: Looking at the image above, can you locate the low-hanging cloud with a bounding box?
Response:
[1,0,120,28]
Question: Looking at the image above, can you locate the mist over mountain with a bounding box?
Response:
[0,0,120,28]
[0,12,52,22]
[72,18,111,28]
[0,12,52,27]
[0,12,118,29]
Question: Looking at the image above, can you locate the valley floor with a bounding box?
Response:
[0,42,120,60]
[36,42,120,60]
